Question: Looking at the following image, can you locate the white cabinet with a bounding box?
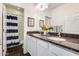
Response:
[26,35,78,56]
[48,51,57,56]
[0,4,2,56]
[26,36,31,53]
[0,45,2,56]
[37,45,48,56]
[37,38,56,56]
[49,43,78,56]
[30,37,37,56]
[37,38,49,56]
[37,39,48,49]
[26,36,37,56]
[25,36,28,52]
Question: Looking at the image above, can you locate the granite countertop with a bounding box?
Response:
[27,33,79,54]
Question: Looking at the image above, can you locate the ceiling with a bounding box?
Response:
[48,3,64,9]
[32,3,64,10]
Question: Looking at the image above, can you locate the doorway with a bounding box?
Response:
[2,3,24,56]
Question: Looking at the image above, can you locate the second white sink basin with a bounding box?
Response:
[47,37,66,41]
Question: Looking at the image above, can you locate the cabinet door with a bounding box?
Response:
[26,36,37,56]
[26,36,29,53]
[0,45,2,56]
[48,52,56,56]
[37,45,48,56]
[27,36,31,53]
[0,3,2,56]
[49,43,78,56]
[48,51,57,56]
[24,36,28,54]
[30,37,37,56]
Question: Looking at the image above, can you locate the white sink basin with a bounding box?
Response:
[33,34,42,37]
[47,37,66,41]
[33,34,66,41]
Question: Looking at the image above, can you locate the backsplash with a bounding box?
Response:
[61,33,79,39]
[49,32,79,39]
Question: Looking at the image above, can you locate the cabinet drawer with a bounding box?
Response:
[37,39,48,48]
[49,43,78,56]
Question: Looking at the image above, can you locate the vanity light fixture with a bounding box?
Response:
[36,3,48,11]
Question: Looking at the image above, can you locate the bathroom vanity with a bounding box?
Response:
[26,32,79,56]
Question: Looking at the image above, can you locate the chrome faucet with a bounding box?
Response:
[58,31,61,37]
[57,25,62,37]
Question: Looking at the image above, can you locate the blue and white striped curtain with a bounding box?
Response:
[6,14,19,48]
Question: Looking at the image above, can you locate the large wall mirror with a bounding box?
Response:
[39,20,44,27]
[50,15,79,34]
[45,16,52,27]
